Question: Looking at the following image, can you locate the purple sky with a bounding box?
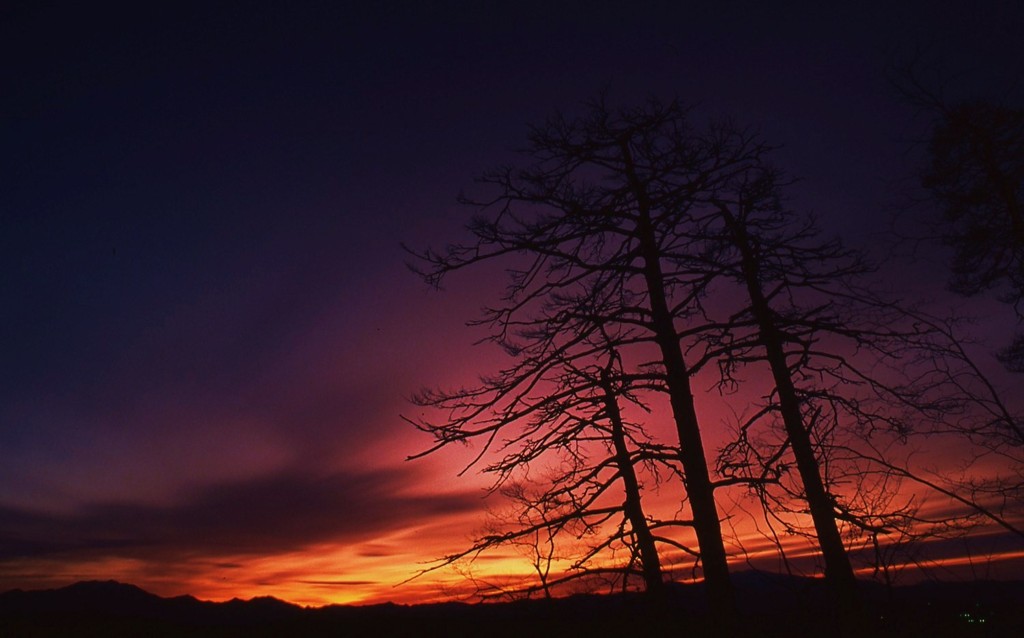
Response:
[2,1,1022,604]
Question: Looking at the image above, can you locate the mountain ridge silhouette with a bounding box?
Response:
[2,576,1023,637]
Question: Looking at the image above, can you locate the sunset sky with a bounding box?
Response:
[2,1,1022,607]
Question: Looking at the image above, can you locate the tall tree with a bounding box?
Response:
[597,356,666,597]
[408,98,769,618]
[704,167,863,608]
[410,97,997,619]
[407,345,673,599]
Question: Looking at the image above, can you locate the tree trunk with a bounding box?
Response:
[599,372,665,598]
[620,141,737,620]
[722,206,860,612]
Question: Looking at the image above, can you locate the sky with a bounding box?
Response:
[2,1,1023,606]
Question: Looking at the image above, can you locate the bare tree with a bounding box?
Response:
[488,481,562,599]
[406,98,783,618]
[718,284,1024,594]
[409,94,1023,612]
[406,348,674,599]
[699,166,863,609]
[876,61,1024,551]
[406,95,1024,633]
[680,134,1021,609]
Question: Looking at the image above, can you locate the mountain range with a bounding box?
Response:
[2,575,1023,637]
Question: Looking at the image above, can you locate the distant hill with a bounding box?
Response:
[2,576,1023,637]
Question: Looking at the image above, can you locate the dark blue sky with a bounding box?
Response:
[1,0,1022,604]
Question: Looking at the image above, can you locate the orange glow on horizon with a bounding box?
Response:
[5,512,1020,608]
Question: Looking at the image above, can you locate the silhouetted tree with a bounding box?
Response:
[597,355,666,597]
[894,65,1024,370]
[671,123,1019,610]
[718,288,1024,589]
[409,97,1020,623]
[495,482,560,599]
[407,348,674,599]
[407,98,793,619]
[842,310,1024,537]
[876,64,1024,556]
[696,166,864,609]
[925,101,1024,370]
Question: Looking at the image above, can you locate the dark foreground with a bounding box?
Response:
[2,575,1022,637]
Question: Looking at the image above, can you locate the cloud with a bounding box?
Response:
[298,579,377,587]
[0,466,482,563]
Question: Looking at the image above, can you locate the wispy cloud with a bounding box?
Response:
[0,466,481,562]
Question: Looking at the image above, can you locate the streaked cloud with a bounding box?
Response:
[0,467,482,562]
